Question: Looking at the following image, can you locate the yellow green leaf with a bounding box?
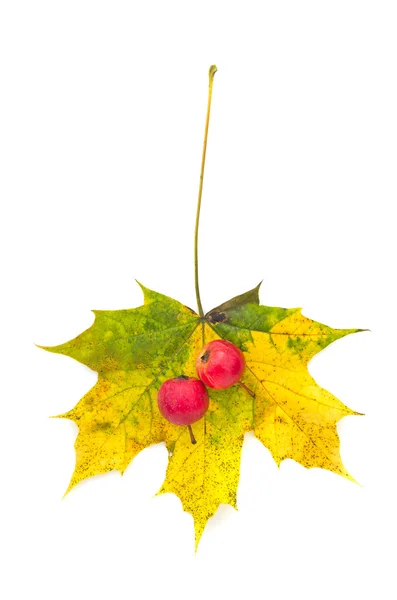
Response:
[41,282,364,547]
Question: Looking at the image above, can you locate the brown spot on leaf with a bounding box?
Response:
[207,311,227,324]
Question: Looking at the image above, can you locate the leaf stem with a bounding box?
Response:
[188,424,197,445]
[238,380,256,399]
[194,65,217,318]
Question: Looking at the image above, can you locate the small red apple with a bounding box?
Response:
[196,339,245,389]
[157,375,209,427]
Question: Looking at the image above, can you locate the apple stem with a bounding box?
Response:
[187,424,197,444]
[238,381,256,398]
[194,65,217,319]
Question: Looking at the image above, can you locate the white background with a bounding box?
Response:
[1,1,396,599]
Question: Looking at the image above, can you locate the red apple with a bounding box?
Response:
[196,339,245,389]
[157,376,209,426]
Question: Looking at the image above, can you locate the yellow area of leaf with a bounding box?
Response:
[214,309,362,483]
[158,324,253,547]
[245,317,360,480]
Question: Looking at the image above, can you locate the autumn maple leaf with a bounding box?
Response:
[41,281,363,547]
[39,65,365,549]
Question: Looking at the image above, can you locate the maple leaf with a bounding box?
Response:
[41,281,363,547]
[39,65,365,549]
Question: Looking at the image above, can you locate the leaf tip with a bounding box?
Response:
[337,327,370,342]
[50,411,74,420]
[135,279,153,304]
[62,479,75,499]
[194,522,206,552]
[352,410,365,417]
[35,341,69,355]
[35,342,50,352]
[154,486,166,498]
[344,471,362,486]
[252,280,263,302]
[135,279,146,292]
